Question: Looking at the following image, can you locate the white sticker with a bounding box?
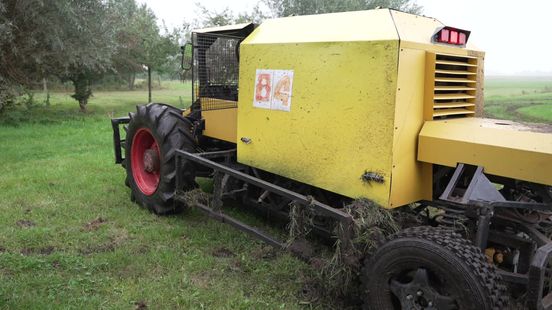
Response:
[253,69,294,112]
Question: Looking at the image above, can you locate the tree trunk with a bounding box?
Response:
[148,66,152,102]
[71,74,92,113]
[43,77,50,106]
[127,73,132,90]
[79,99,88,113]
[157,74,161,87]
[128,72,135,90]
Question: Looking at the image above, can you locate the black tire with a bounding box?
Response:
[125,103,197,214]
[362,226,508,310]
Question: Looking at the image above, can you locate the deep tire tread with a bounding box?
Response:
[361,226,509,310]
[125,103,197,215]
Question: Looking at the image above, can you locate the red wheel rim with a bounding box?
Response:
[131,128,160,196]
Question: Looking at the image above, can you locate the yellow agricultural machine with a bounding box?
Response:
[111,9,552,309]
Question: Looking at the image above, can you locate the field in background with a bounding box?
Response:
[0,77,551,309]
[484,76,552,123]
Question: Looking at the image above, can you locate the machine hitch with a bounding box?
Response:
[111,116,130,165]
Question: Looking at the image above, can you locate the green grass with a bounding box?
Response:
[484,77,552,123]
[1,77,550,309]
[0,81,319,309]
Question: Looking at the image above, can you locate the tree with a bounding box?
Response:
[0,0,179,112]
[0,0,117,112]
[109,1,179,101]
[262,0,422,17]
[191,0,421,31]
[192,3,267,28]
[110,0,145,90]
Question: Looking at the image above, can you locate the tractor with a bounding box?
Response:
[111,9,552,309]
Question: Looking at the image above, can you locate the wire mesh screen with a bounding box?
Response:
[193,33,241,111]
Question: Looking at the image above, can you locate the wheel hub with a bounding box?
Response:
[389,268,457,310]
[130,128,161,196]
[143,149,160,173]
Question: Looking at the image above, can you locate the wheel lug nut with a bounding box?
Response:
[406,294,413,300]
[428,301,433,307]
[417,290,423,296]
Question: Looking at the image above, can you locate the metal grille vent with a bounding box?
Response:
[429,53,478,119]
[193,33,241,111]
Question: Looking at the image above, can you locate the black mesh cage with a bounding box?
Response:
[192,32,241,111]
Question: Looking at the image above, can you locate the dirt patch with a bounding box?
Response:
[227,259,243,273]
[79,243,116,255]
[0,246,5,254]
[79,229,128,255]
[51,260,61,269]
[299,274,359,309]
[288,239,314,260]
[135,245,149,254]
[211,246,235,258]
[134,301,148,310]
[82,217,107,232]
[16,219,35,228]
[179,188,211,207]
[191,272,212,289]
[251,245,279,260]
[20,246,55,256]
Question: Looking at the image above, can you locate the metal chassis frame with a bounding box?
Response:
[174,149,354,251]
[430,163,552,310]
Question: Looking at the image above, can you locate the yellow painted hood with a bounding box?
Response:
[418,118,552,186]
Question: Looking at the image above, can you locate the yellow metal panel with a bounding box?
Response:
[391,10,483,54]
[238,40,399,207]
[390,10,443,45]
[423,52,436,121]
[418,118,552,186]
[241,9,398,45]
[202,108,237,143]
[432,109,474,117]
[474,56,485,117]
[389,47,432,208]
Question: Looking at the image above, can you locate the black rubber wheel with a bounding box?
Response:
[362,226,508,310]
[125,103,197,214]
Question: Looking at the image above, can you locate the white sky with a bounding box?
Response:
[139,0,552,75]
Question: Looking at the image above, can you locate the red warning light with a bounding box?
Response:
[434,26,470,46]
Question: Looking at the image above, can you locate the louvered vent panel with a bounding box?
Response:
[431,54,478,119]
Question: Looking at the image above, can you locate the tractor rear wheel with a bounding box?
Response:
[125,103,197,214]
[361,226,507,310]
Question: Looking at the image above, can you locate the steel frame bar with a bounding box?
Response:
[176,149,353,223]
[174,148,355,257]
[194,202,285,249]
[111,116,130,164]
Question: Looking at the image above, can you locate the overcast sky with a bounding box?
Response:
[139,0,552,76]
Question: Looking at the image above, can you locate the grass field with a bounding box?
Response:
[0,77,551,309]
[484,76,552,123]
[0,82,319,309]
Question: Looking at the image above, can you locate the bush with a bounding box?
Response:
[0,76,18,113]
